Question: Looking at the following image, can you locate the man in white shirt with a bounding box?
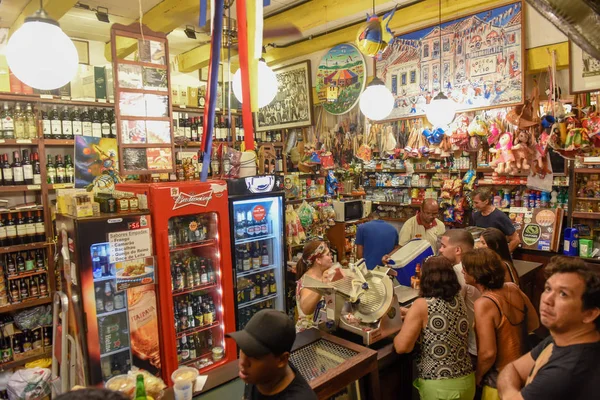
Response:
[439,229,481,359]
[398,199,446,253]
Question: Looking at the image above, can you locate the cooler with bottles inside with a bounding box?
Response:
[56,211,161,386]
[227,176,285,330]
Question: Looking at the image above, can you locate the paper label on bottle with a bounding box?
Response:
[82,122,92,135]
[72,121,83,136]
[3,118,13,130]
[6,225,16,238]
[62,121,72,136]
[2,168,12,181]
[51,121,61,136]
[92,124,102,138]
[25,223,36,236]
[42,121,51,136]
[35,222,44,234]
[13,168,24,183]
[16,224,26,237]
[0,226,6,240]
[33,174,41,185]
[23,165,33,180]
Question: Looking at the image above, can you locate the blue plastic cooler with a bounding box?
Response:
[389,240,434,286]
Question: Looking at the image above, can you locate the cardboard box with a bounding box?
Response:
[579,239,594,258]
[94,66,107,100]
[187,87,198,107]
[171,85,180,105]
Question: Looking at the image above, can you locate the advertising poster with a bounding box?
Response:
[128,285,161,373]
[74,136,123,191]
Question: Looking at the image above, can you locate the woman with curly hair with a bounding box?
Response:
[394,256,475,399]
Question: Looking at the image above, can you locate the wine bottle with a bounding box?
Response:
[31,152,41,185]
[1,153,13,186]
[72,107,82,136]
[1,103,14,139]
[25,103,37,140]
[55,155,65,184]
[50,105,62,139]
[11,151,24,186]
[101,109,111,138]
[81,107,92,136]
[41,111,51,139]
[21,150,33,185]
[61,106,73,139]
[91,108,102,138]
[13,103,25,139]
[46,155,56,184]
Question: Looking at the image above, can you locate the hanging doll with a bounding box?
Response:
[489,131,515,174]
[512,129,533,172]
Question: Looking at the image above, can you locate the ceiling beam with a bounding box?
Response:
[264,0,513,66]
[176,0,396,73]
[9,0,79,36]
[105,0,200,61]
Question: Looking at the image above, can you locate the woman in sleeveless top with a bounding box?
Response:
[295,240,333,332]
[394,256,475,400]
[462,248,539,400]
[476,227,520,286]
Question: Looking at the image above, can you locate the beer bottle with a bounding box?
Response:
[180,335,190,361]
[261,274,269,297]
[269,272,277,294]
[43,327,52,347]
[189,334,197,360]
[7,254,16,276]
[19,279,28,300]
[203,301,212,325]
[39,274,48,297]
[29,276,39,297]
[192,259,201,287]
[9,280,19,303]
[35,249,45,270]
[25,251,35,271]
[104,282,114,312]
[16,252,25,272]
[95,285,104,312]
[251,243,260,269]
[32,330,42,349]
[135,374,147,400]
[200,261,208,284]
[22,330,32,352]
[12,335,22,355]
[1,335,12,362]
[187,300,195,329]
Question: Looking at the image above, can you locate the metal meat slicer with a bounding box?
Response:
[302,260,403,346]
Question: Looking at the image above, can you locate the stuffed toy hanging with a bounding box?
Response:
[489,131,515,174]
[512,129,533,172]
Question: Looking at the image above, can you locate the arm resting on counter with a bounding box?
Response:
[507,231,521,252]
[299,287,323,316]
[497,352,535,400]
[393,298,426,354]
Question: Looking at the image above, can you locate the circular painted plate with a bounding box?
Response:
[316,43,367,115]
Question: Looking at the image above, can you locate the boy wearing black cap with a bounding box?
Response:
[227,309,317,399]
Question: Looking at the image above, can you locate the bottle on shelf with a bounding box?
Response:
[104,281,114,312]
[50,105,62,139]
[41,111,51,139]
[13,103,25,140]
[72,107,82,136]
[35,211,45,243]
[191,117,199,142]
[109,110,116,139]
[46,155,56,184]
[11,151,24,186]
[135,374,147,400]
[22,150,33,185]
[92,108,102,138]
[65,155,74,184]
[1,103,14,140]
[32,152,41,185]
[39,274,48,297]
[5,213,16,246]
[55,155,65,184]
[25,103,37,140]
[1,154,13,186]
[0,217,6,247]
[81,107,92,136]
[25,213,36,244]
[101,109,111,138]
[61,106,73,139]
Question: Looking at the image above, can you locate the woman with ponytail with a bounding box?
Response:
[295,240,333,332]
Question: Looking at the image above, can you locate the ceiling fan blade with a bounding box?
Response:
[263,24,302,39]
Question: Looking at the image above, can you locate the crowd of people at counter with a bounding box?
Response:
[275,187,598,400]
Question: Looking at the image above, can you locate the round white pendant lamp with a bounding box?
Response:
[232,59,278,108]
[425,0,457,127]
[6,3,78,90]
[425,92,458,127]
[359,77,394,121]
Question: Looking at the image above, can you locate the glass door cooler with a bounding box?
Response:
[117,181,236,384]
[227,176,286,330]
[56,212,160,386]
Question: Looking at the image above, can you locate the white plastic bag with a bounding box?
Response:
[7,368,52,400]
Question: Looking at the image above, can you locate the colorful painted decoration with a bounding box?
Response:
[355,9,396,58]
[316,44,367,115]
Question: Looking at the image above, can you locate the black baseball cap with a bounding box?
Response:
[226,310,296,358]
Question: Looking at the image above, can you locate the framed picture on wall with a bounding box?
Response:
[376,1,525,120]
[255,60,314,131]
[72,39,90,65]
[569,41,600,93]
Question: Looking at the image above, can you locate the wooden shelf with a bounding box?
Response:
[0,206,45,214]
[0,93,114,108]
[7,270,48,280]
[44,139,75,146]
[576,198,600,201]
[0,139,39,146]
[286,196,328,205]
[48,183,75,190]
[0,242,48,255]
[572,212,600,220]
[172,104,241,115]
[0,296,51,313]
[0,185,42,192]
[574,168,600,174]
[0,349,52,371]
[372,201,419,207]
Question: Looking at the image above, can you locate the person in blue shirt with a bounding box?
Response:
[356,212,399,270]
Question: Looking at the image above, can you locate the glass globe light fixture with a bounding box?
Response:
[425,92,457,127]
[232,59,278,108]
[359,77,394,121]
[6,5,78,90]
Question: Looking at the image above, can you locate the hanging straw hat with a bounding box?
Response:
[506,100,539,129]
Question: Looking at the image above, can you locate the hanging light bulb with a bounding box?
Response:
[425,0,456,127]
[359,77,394,121]
[426,92,457,127]
[232,59,278,108]
[6,2,78,90]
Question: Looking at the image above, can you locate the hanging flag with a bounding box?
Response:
[236,0,256,150]
[200,0,225,181]
[199,0,207,27]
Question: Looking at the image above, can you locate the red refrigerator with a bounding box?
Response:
[56,212,161,387]
[117,181,237,384]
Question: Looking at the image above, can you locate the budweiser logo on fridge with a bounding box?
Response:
[172,191,214,210]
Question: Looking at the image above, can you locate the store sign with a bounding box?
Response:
[108,228,152,263]
[522,224,541,246]
[172,190,213,210]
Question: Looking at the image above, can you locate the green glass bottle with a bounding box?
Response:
[135,374,147,400]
